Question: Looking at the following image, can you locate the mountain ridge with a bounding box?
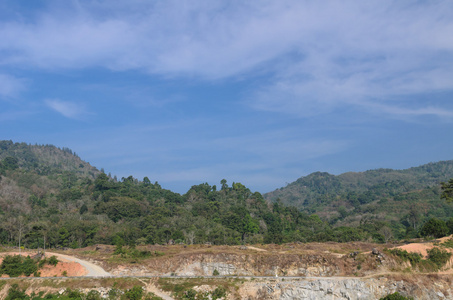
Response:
[1,139,453,248]
[264,160,453,227]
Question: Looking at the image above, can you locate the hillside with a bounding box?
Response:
[0,140,99,178]
[1,140,453,249]
[0,140,351,248]
[264,161,453,232]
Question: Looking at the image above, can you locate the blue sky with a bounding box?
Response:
[1,0,453,194]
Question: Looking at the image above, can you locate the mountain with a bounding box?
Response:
[0,140,335,248]
[0,140,99,178]
[1,140,453,249]
[264,161,453,227]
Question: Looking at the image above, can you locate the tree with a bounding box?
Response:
[222,206,258,242]
[2,157,18,170]
[17,216,26,253]
[143,176,151,185]
[447,217,453,234]
[379,226,394,243]
[441,179,453,203]
[220,179,228,191]
[79,204,88,215]
[419,218,449,238]
[94,173,112,191]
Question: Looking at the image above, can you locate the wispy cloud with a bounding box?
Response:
[45,99,88,119]
[0,74,25,99]
[65,121,350,192]
[1,1,452,120]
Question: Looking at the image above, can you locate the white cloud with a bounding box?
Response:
[1,1,453,118]
[45,99,88,119]
[0,74,25,99]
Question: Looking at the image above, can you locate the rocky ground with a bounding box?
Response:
[2,238,453,299]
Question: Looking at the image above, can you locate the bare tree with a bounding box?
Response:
[17,216,26,254]
[184,230,195,245]
[3,217,16,244]
[379,226,393,243]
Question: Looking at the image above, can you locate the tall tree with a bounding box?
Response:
[17,216,26,253]
[441,179,453,203]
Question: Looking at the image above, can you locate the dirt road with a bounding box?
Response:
[45,252,111,277]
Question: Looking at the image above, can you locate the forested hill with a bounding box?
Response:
[264,161,453,227]
[0,140,354,247]
[0,140,100,178]
[1,140,453,249]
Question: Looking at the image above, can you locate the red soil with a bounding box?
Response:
[0,252,86,277]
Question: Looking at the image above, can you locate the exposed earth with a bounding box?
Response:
[0,251,86,277]
[2,237,453,299]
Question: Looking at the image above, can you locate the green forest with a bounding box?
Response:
[0,140,453,249]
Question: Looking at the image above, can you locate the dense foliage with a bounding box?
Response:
[0,255,58,277]
[265,161,453,239]
[0,255,38,277]
[0,140,453,248]
[419,218,449,238]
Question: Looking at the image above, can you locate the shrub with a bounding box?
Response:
[22,256,38,276]
[0,255,38,277]
[5,284,27,300]
[184,289,197,300]
[124,286,143,300]
[427,247,452,269]
[380,291,413,299]
[440,238,453,249]
[108,288,121,299]
[213,269,220,276]
[386,249,422,266]
[47,256,59,266]
[38,258,47,268]
[64,288,84,298]
[212,287,227,300]
[86,290,101,300]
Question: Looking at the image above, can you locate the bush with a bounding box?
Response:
[427,247,452,269]
[108,288,121,299]
[212,287,227,300]
[0,255,38,277]
[64,288,84,298]
[47,256,59,266]
[386,249,422,266]
[124,286,143,300]
[213,269,220,276]
[184,289,197,300]
[380,291,413,299]
[440,238,453,248]
[5,284,27,300]
[86,290,101,300]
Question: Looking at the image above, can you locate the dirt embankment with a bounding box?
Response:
[396,236,453,258]
[66,242,394,278]
[0,251,109,277]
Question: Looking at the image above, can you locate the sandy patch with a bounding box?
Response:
[39,261,86,277]
[246,246,267,252]
[397,243,433,258]
[395,235,453,258]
